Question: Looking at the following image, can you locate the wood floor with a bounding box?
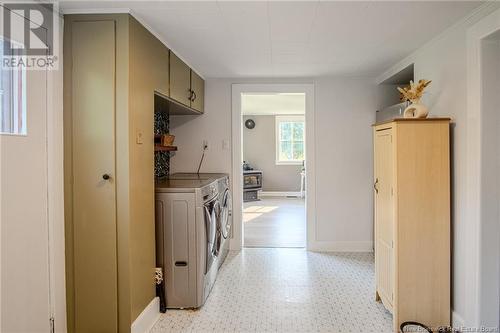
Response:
[243,196,305,248]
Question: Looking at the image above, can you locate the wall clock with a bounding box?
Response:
[245,119,255,129]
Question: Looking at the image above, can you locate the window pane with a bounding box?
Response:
[292,122,304,141]
[280,122,291,140]
[280,141,292,161]
[0,37,26,135]
[293,142,304,160]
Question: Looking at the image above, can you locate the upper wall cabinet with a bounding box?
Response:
[169,51,205,114]
[130,17,169,97]
[190,70,204,113]
[169,52,191,107]
[149,36,169,97]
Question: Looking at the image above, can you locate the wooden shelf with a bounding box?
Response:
[154,145,177,152]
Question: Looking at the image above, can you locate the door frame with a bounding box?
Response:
[466,6,500,328]
[47,21,67,332]
[230,83,315,251]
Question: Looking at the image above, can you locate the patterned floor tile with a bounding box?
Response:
[151,248,392,333]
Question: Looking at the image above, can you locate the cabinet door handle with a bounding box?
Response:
[102,174,111,181]
[374,178,379,194]
[192,91,197,101]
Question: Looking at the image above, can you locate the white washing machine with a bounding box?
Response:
[155,173,231,309]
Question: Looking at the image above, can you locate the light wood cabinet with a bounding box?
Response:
[190,70,204,113]
[373,118,450,332]
[169,51,192,106]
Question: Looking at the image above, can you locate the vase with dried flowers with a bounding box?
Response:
[397,79,432,118]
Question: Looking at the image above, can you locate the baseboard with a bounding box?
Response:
[131,297,160,333]
[260,191,302,197]
[308,241,374,252]
[452,311,465,331]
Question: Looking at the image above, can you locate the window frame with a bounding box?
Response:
[0,36,28,136]
[275,115,305,165]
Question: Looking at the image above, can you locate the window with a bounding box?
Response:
[0,37,27,135]
[276,116,305,165]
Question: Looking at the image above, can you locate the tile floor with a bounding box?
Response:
[151,248,392,333]
[243,197,306,248]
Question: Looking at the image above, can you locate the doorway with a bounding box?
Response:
[241,94,306,247]
[467,8,500,328]
[231,84,315,251]
[478,28,500,327]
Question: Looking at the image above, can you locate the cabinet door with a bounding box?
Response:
[148,36,169,96]
[130,18,169,97]
[374,128,394,310]
[169,51,191,106]
[71,20,118,333]
[190,70,204,113]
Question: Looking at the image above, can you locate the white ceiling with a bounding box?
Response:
[59,1,482,78]
[242,93,305,115]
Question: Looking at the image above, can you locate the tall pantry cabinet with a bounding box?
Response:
[373,119,451,332]
[64,14,167,333]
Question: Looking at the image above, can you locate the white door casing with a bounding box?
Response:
[230,83,315,251]
[466,7,500,328]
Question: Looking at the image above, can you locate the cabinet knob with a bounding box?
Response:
[102,174,111,180]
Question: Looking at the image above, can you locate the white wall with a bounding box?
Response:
[0,9,66,333]
[243,115,302,192]
[378,2,500,328]
[172,77,388,251]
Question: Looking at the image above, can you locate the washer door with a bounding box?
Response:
[220,189,232,239]
[204,197,219,273]
[213,201,222,256]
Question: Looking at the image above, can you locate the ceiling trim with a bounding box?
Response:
[60,7,131,14]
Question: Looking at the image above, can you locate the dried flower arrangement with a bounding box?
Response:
[397,79,432,103]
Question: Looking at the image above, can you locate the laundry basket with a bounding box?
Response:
[400,322,452,333]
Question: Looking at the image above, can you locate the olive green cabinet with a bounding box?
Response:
[169,51,205,113]
[190,70,204,113]
[169,51,192,106]
[149,37,169,97]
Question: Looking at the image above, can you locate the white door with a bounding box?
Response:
[0,14,51,333]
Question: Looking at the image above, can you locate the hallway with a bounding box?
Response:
[151,248,392,333]
[243,197,306,248]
